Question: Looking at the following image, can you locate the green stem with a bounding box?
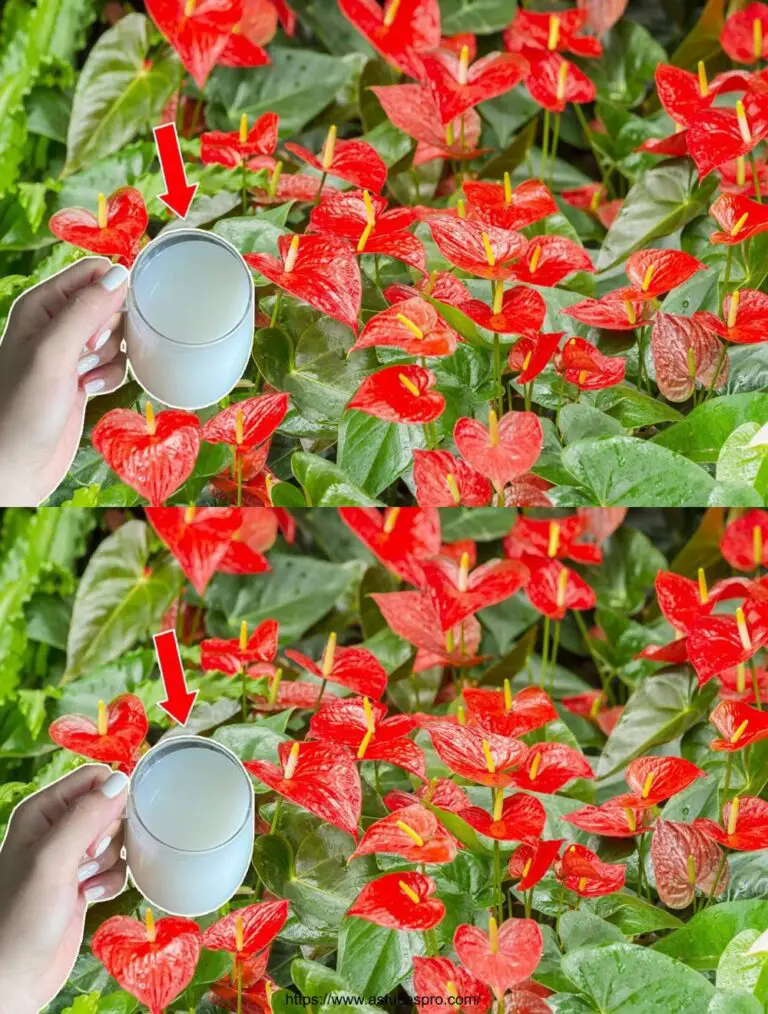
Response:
[750,149,763,203]
[540,616,551,689]
[549,620,561,696]
[236,957,243,1014]
[549,113,561,186]
[270,288,283,327]
[721,752,734,816]
[573,102,610,190]
[313,170,328,207]
[270,795,283,835]
[705,345,728,401]
[540,109,551,182]
[235,448,243,507]
[493,333,503,416]
[750,657,763,710]
[241,160,248,214]
[315,677,327,710]
[241,666,248,721]
[493,838,503,922]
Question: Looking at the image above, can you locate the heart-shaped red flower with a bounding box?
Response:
[146,0,241,87]
[421,554,530,629]
[459,791,546,841]
[347,871,445,930]
[339,506,440,585]
[201,112,278,169]
[454,410,543,491]
[348,364,445,423]
[49,186,148,263]
[508,234,594,286]
[286,132,387,193]
[49,693,148,767]
[419,48,529,123]
[650,819,727,909]
[427,722,528,787]
[146,506,242,594]
[558,843,626,897]
[454,917,543,998]
[338,0,440,78]
[352,297,460,357]
[412,956,492,1014]
[202,900,289,956]
[459,285,546,334]
[413,449,491,507]
[351,803,457,863]
[508,742,594,793]
[557,336,625,390]
[524,53,596,113]
[651,312,727,401]
[429,215,527,280]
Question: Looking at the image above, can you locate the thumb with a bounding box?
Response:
[39,264,130,363]
[43,771,129,870]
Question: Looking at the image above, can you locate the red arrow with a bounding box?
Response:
[153,122,198,218]
[154,629,198,725]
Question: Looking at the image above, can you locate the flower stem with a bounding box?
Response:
[750,657,763,709]
[540,616,550,689]
[750,149,762,203]
[241,160,248,214]
[540,109,551,182]
[270,288,283,327]
[270,795,283,835]
[241,666,248,721]
[549,113,561,186]
[549,620,561,696]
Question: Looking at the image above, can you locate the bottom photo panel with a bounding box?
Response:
[1,506,767,1014]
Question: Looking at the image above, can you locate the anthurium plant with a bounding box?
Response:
[3,504,768,1012]
[2,0,768,507]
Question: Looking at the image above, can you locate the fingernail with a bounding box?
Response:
[84,378,105,396]
[93,328,111,351]
[84,885,105,902]
[78,861,99,883]
[99,265,130,292]
[77,354,100,376]
[99,771,129,798]
[93,836,111,858]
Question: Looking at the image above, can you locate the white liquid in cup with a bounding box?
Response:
[126,736,254,916]
[125,229,254,410]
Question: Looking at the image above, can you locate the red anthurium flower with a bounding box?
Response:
[412,956,492,1014]
[507,235,594,287]
[200,112,278,170]
[92,911,202,1014]
[562,691,623,736]
[245,233,361,333]
[414,449,491,507]
[202,900,288,958]
[340,506,440,585]
[718,154,768,196]
[696,288,768,343]
[718,663,768,704]
[374,83,485,165]
[710,193,768,245]
[655,63,715,127]
[504,8,602,58]
[245,739,362,839]
[202,394,289,462]
[460,285,546,335]
[285,130,387,193]
[651,819,727,909]
[454,917,543,999]
[687,598,768,683]
[385,779,471,814]
[50,187,147,264]
[309,695,425,779]
[254,678,339,712]
[146,505,242,594]
[207,947,276,1013]
[339,0,441,78]
[429,215,527,280]
[92,404,200,506]
[557,336,626,391]
[385,270,472,307]
[651,312,727,402]
[309,190,424,272]
[579,0,628,34]
[459,792,546,842]
[722,510,768,570]
[637,129,691,159]
[564,295,652,331]
[254,173,332,205]
[371,589,483,671]
[347,871,445,930]
[145,0,241,88]
[721,2,768,63]
[351,803,457,863]
[710,700,768,751]
[687,91,768,177]
[524,52,596,113]
[463,178,557,232]
[564,801,651,838]
[348,364,445,423]
[286,635,387,700]
[49,694,147,768]
[524,558,596,620]
[643,570,716,653]
[217,0,284,69]
[421,552,530,630]
[612,249,706,302]
[508,838,564,892]
[613,756,705,809]
[505,514,601,564]
[419,46,529,123]
[463,685,558,738]
[502,473,554,508]
[201,618,278,677]
[352,297,459,357]
[454,410,543,493]
[508,742,594,793]
[217,508,278,575]
[558,843,626,897]
[508,332,562,385]
[695,795,768,850]
[440,32,477,59]
[428,722,528,787]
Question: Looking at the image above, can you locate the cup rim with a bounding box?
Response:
[128,227,254,349]
[128,734,254,854]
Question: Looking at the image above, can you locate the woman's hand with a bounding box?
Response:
[0,257,129,505]
[0,765,129,1014]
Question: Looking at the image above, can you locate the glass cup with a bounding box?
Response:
[125,735,254,916]
[125,228,254,410]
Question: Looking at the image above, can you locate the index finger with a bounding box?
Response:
[6,764,113,845]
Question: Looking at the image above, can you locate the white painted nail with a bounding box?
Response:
[84,885,105,902]
[99,264,130,292]
[99,771,129,798]
[78,861,99,882]
[93,328,111,351]
[77,354,99,376]
[93,836,111,858]
[84,378,105,396]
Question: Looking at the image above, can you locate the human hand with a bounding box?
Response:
[0,765,129,1014]
[0,257,130,505]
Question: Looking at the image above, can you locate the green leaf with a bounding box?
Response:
[561,942,715,1012]
[440,507,516,541]
[559,910,625,951]
[62,520,177,683]
[285,825,375,928]
[212,722,288,767]
[292,452,384,506]
[439,0,515,33]
[291,960,382,1013]
[716,929,768,1003]
[593,386,684,428]
[561,437,716,506]
[213,215,288,259]
[727,851,768,902]
[338,919,421,997]
[559,403,625,444]
[592,893,683,936]
[598,671,717,777]
[708,992,764,1014]
[654,394,768,464]
[479,118,538,180]
[654,901,768,971]
[64,14,179,174]
[589,527,667,613]
[586,21,667,108]
[337,410,422,496]
[252,833,294,895]
[423,802,491,854]
[597,160,719,271]
[716,423,767,488]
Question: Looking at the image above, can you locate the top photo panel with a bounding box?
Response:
[1,0,768,508]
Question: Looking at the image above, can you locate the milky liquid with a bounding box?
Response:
[132,234,252,345]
